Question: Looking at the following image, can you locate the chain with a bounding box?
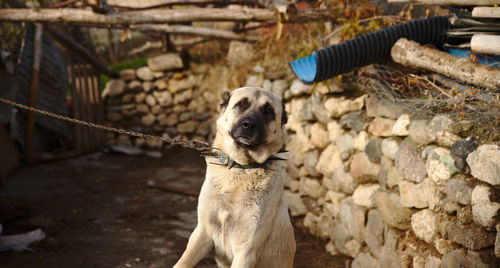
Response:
[0,97,212,151]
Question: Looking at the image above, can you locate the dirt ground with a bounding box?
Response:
[0,147,349,268]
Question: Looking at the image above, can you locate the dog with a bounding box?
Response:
[173,87,296,268]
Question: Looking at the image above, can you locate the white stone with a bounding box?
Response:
[352,184,380,208]
[315,144,343,177]
[136,104,149,114]
[336,133,354,160]
[173,89,192,104]
[381,138,399,159]
[411,209,437,243]
[168,75,197,93]
[331,165,355,194]
[352,252,380,268]
[368,117,396,137]
[327,121,343,143]
[153,91,173,107]
[271,79,287,99]
[128,80,141,90]
[136,66,154,81]
[145,94,157,106]
[141,113,156,126]
[102,79,126,97]
[392,114,410,136]
[120,69,136,81]
[343,239,361,258]
[339,197,365,243]
[324,97,354,118]
[177,120,197,134]
[325,240,339,256]
[467,144,500,185]
[399,180,428,209]
[426,147,456,186]
[290,79,313,96]
[299,178,323,199]
[471,185,500,230]
[386,166,403,188]
[413,256,425,268]
[409,120,434,145]
[425,256,441,268]
[284,191,307,217]
[324,191,346,218]
[354,131,370,151]
[310,122,329,149]
[350,152,380,180]
[147,53,183,72]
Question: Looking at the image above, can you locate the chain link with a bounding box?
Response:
[0,97,212,151]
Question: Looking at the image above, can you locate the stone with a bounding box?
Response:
[142,81,153,92]
[146,138,162,149]
[284,191,307,216]
[395,138,427,183]
[227,41,254,67]
[271,79,287,99]
[325,240,338,256]
[441,250,465,268]
[315,144,343,177]
[135,92,146,103]
[290,79,313,96]
[399,180,427,209]
[303,150,320,177]
[350,152,380,182]
[120,69,136,81]
[450,136,478,172]
[336,133,354,160]
[434,238,456,255]
[159,113,177,127]
[413,256,425,268]
[327,121,343,143]
[141,113,156,126]
[446,220,496,250]
[311,93,329,124]
[368,117,396,137]
[177,120,197,134]
[136,66,154,81]
[375,190,414,230]
[310,123,329,149]
[471,185,500,230]
[338,197,365,243]
[329,165,355,194]
[289,98,307,122]
[121,93,134,103]
[153,91,173,107]
[196,120,213,136]
[408,120,433,145]
[365,209,385,259]
[365,137,382,163]
[354,131,370,151]
[425,256,441,268]
[411,209,437,243]
[324,191,345,218]
[145,94,157,106]
[153,71,165,79]
[467,144,500,185]
[392,114,410,136]
[324,95,365,118]
[128,80,142,90]
[423,177,440,210]
[262,79,272,91]
[379,228,402,268]
[496,223,500,258]
[428,115,460,146]
[147,53,183,72]
[426,147,457,186]
[457,206,473,224]
[117,134,132,146]
[381,138,399,160]
[343,239,361,258]
[103,79,126,97]
[366,96,405,119]
[154,78,168,90]
[173,89,192,104]
[353,184,380,208]
[178,112,193,122]
[352,252,380,268]
[168,75,197,94]
[300,178,323,199]
[445,177,472,205]
[340,111,368,132]
[136,104,149,114]
[386,166,403,188]
[421,145,435,160]
[245,74,264,87]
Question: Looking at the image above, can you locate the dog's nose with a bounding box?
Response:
[241,118,255,129]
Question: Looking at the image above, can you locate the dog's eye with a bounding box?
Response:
[237,100,248,110]
[264,106,273,114]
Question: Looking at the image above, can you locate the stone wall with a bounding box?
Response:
[102,53,218,154]
[282,81,500,267]
[102,53,500,266]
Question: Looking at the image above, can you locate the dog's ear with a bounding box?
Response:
[220,91,231,112]
[281,101,288,125]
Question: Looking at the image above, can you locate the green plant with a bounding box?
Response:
[99,57,147,90]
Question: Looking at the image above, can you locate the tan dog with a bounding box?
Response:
[174,87,295,268]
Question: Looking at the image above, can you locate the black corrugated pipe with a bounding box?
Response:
[290,15,452,84]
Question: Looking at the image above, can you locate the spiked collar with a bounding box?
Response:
[216,152,271,169]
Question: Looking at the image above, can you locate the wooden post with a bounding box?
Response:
[25,23,43,162]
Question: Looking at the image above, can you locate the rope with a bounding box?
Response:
[0,97,211,151]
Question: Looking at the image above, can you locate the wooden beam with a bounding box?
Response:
[391,38,500,89]
[132,24,257,41]
[0,8,331,25]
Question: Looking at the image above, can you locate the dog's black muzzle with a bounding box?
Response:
[230,116,265,149]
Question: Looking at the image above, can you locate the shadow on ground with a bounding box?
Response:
[0,147,349,267]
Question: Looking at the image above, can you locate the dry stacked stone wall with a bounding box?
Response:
[103,53,218,153]
[103,56,500,266]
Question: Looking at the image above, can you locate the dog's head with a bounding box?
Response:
[214,87,287,165]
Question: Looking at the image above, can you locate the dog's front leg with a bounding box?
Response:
[173,225,213,268]
[231,249,257,268]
